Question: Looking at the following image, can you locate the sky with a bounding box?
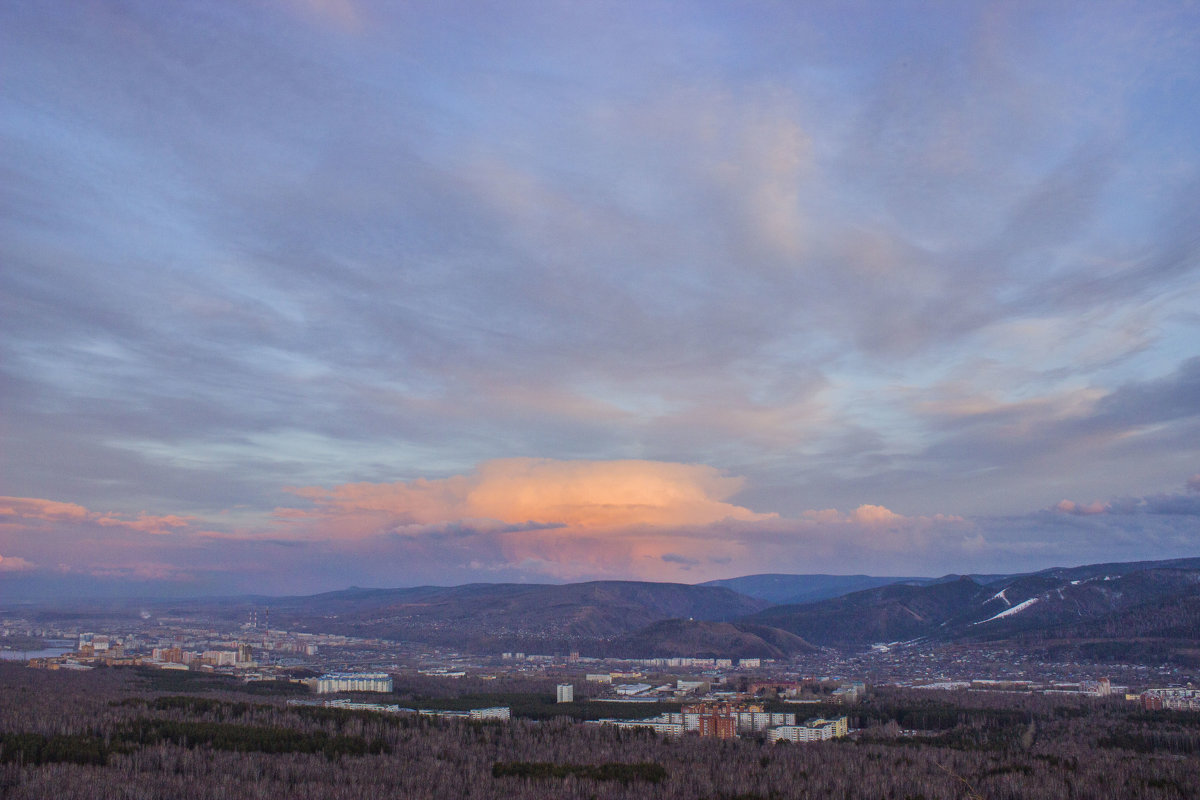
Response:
[2,0,1200,599]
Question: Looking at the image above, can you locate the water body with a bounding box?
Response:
[0,647,72,661]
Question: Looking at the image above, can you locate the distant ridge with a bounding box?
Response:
[743,556,1200,664]
[603,618,816,660]
[699,573,934,605]
[248,580,770,653]
[16,556,1199,663]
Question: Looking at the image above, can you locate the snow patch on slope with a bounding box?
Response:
[989,588,1011,606]
[973,597,1039,625]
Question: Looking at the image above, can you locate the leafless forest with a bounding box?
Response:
[2,664,1198,799]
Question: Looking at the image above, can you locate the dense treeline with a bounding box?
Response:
[0,732,108,767]
[118,718,390,759]
[1,663,1199,799]
[492,761,666,783]
[132,667,309,695]
[414,692,681,721]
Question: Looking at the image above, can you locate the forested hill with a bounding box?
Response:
[252,580,771,653]
[742,558,1200,661]
[25,556,1200,660]
[699,573,936,605]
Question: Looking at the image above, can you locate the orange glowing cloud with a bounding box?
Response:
[272,460,983,581]
[0,470,986,585]
[282,458,775,534]
[0,496,194,535]
[273,459,782,580]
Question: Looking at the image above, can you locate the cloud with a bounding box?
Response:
[270,459,785,580]
[74,562,197,582]
[282,458,776,535]
[1055,499,1110,516]
[4,465,1198,591]
[800,504,958,527]
[271,463,988,579]
[0,554,34,572]
[1055,477,1200,518]
[850,504,905,525]
[0,496,194,535]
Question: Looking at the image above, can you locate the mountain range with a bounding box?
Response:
[256,557,1200,662]
[743,557,1200,664]
[17,556,1200,663]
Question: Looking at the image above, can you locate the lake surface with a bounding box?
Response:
[0,647,72,661]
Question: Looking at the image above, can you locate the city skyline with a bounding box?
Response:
[2,1,1199,597]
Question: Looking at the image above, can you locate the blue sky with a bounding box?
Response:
[2,0,1199,597]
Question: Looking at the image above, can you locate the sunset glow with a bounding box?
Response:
[2,2,1199,597]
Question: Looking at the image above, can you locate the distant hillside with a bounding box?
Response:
[700,573,933,605]
[746,576,987,646]
[740,557,1200,659]
[603,619,815,660]
[950,563,1200,666]
[117,555,1200,661]
[262,581,769,652]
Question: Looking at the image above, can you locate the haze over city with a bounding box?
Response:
[2,1,1199,598]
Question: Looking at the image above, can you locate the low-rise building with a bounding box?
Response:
[470,706,511,721]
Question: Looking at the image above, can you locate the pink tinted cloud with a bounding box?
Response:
[777,505,971,562]
[1055,499,1110,515]
[0,554,35,572]
[0,496,195,535]
[850,504,905,524]
[801,504,957,526]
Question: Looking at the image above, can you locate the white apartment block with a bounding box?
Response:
[316,672,393,694]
